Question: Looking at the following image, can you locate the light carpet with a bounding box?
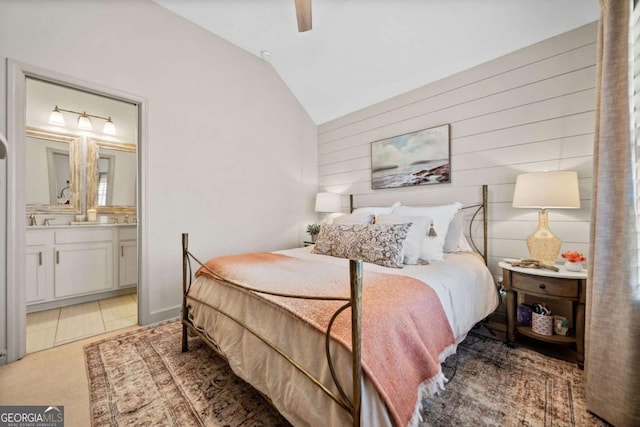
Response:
[84,321,609,426]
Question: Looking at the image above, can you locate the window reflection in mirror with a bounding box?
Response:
[97,155,114,206]
[87,139,136,214]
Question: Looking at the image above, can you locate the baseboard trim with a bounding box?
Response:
[26,288,136,314]
[143,305,181,326]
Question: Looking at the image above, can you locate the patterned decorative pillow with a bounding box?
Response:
[312,223,410,268]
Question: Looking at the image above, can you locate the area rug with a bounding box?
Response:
[422,333,609,427]
[85,321,288,426]
[85,321,609,426]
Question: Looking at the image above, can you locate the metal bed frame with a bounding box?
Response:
[181,184,488,426]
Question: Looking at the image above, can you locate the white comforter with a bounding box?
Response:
[186,247,498,427]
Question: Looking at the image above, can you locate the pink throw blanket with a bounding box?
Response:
[196,252,455,427]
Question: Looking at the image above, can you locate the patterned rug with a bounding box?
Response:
[423,333,609,426]
[85,321,288,426]
[85,321,609,426]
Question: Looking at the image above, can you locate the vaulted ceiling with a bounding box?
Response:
[153,0,600,124]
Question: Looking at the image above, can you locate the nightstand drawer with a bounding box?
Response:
[511,272,578,298]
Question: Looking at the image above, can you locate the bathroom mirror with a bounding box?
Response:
[87,139,136,215]
[25,127,81,214]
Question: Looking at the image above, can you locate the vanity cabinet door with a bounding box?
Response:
[54,241,114,298]
[119,240,137,288]
[26,244,47,304]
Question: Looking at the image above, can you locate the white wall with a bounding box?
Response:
[318,23,597,278]
[0,0,317,360]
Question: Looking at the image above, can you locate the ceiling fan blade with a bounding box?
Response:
[295,0,312,32]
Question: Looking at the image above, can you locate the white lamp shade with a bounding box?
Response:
[512,171,580,209]
[315,192,341,212]
[48,108,65,126]
[77,114,93,131]
[103,118,116,135]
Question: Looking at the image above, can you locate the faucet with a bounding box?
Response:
[124,214,129,224]
[44,218,54,226]
[29,215,37,226]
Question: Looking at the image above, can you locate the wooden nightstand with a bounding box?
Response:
[500,261,587,369]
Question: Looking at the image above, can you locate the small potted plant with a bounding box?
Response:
[561,251,586,272]
[306,223,321,242]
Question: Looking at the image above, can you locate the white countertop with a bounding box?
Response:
[499,259,587,279]
[27,223,136,230]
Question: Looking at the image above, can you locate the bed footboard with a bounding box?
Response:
[181,233,363,427]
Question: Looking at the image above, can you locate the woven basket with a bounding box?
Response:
[531,312,553,336]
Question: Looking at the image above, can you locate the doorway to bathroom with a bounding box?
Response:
[24,77,139,353]
[5,61,145,361]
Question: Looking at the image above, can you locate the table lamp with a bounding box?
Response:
[512,171,580,265]
[315,192,341,223]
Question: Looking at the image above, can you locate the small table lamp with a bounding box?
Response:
[512,171,580,265]
[315,192,341,223]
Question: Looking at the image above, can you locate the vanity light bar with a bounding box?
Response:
[48,105,117,135]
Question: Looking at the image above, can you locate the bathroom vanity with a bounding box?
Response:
[26,223,137,312]
[23,124,138,313]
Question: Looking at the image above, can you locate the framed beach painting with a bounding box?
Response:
[371,124,451,189]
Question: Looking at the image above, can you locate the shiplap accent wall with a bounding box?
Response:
[317,22,597,278]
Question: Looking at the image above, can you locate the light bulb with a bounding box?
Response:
[48,106,65,126]
[103,117,116,135]
[77,113,93,131]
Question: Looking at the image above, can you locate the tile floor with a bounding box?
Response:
[26,293,138,353]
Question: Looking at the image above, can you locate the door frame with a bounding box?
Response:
[6,59,148,362]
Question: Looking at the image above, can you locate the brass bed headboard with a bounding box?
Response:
[348,184,488,264]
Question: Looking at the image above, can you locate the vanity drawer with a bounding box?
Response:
[511,272,578,298]
[119,227,137,240]
[55,228,113,244]
[26,229,51,246]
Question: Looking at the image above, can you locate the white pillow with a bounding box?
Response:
[421,235,446,261]
[393,202,462,238]
[393,202,462,261]
[332,213,374,225]
[444,212,465,252]
[352,201,401,219]
[457,233,473,252]
[375,214,430,264]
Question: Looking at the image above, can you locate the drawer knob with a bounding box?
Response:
[539,283,546,289]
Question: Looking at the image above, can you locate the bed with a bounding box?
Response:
[181,185,498,426]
